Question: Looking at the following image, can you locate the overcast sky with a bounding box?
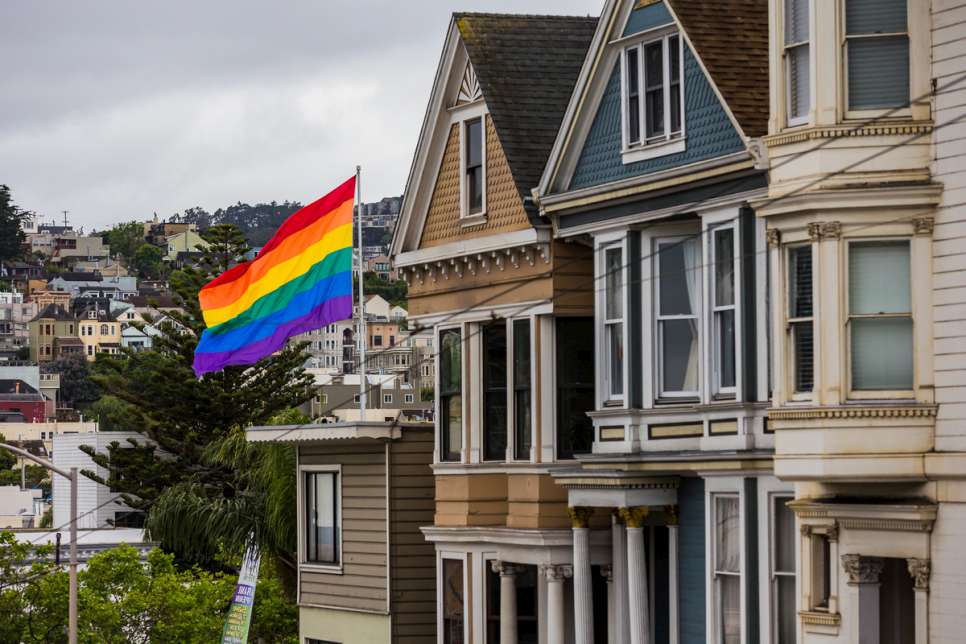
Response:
[1,0,600,232]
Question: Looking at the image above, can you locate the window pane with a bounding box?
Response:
[483,324,507,461]
[670,84,682,134]
[466,118,482,167]
[605,247,623,320]
[626,48,641,144]
[785,0,809,43]
[669,36,681,133]
[469,167,483,214]
[849,241,911,314]
[792,321,814,393]
[662,319,699,393]
[715,496,740,573]
[787,44,810,120]
[608,322,624,396]
[718,575,741,644]
[644,41,664,138]
[659,240,700,316]
[715,228,735,307]
[776,576,796,644]
[717,309,736,389]
[440,330,462,394]
[306,472,338,564]
[847,36,910,109]
[788,246,813,318]
[556,317,595,458]
[846,0,906,35]
[513,320,532,460]
[445,395,463,460]
[440,329,463,461]
[443,559,465,644]
[851,317,913,389]
[774,497,795,573]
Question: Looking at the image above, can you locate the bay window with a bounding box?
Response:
[712,226,737,395]
[773,496,797,644]
[439,328,463,461]
[557,317,595,459]
[845,0,909,110]
[483,322,508,461]
[512,319,532,461]
[656,238,700,399]
[787,245,814,395]
[713,495,741,644]
[784,0,810,124]
[848,241,913,392]
[623,32,684,149]
[304,469,340,565]
[604,246,625,401]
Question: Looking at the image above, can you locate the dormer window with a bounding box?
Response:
[622,32,684,158]
[461,116,485,219]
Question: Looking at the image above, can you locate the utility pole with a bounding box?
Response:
[0,442,78,644]
[61,210,69,229]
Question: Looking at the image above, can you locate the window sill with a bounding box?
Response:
[621,136,686,165]
[300,562,344,575]
[459,212,487,228]
[800,609,840,635]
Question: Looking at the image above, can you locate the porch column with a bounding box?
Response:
[620,507,650,644]
[600,566,614,644]
[492,561,523,644]
[612,512,630,644]
[570,507,595,644]
[842,554,884,644]
[666,506,679,644]
[543,564,573,644]
[907,558,930,644]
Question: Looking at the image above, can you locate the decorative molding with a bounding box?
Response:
[618,506,649,528]
[907,558,930,591]
[839,517,934,532]
[540,564,573,582]
[820,221,842,239]
[766,228,781,247]
[841,554,884,585]
[799,610,842,626]
[826,522,839,542]
[913,216,935,235]
[455,62,482,106]
[491,560,526,577]
[808,222,823,241]
[768,405,938,421]
[664,505,679,527]
[568,506,594,529]
[800,524,813,537]
[764,122,934,147]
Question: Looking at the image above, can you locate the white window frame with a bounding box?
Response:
[785,243,815,401]
[768,492,797,644]
[598,236,628,405]
[844,237,914,400]
[620,27,686,164]
[709,223,739,398]
[782,0,811,127]
[654,235,701,401]
[383,393,393,404]
[706,478,746,644]
[405,393,415,404]
[841,0,912,120]
[297,463,343,574]
[437,552,470,644]
[437,324,466,464]
[455,102,488,225]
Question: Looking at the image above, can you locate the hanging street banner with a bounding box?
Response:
[221,543,262,644]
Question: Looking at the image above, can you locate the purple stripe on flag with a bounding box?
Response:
[193,294,353,376]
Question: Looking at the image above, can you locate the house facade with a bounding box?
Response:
[390,12,600,643]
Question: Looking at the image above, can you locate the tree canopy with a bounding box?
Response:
[40,353,99,409]
[101,221,144,266]
[0,185,28,265]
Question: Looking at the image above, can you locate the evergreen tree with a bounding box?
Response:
[85,224,313,584]
[0,185,28,266]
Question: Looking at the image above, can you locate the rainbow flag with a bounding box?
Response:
[192,176,355,376]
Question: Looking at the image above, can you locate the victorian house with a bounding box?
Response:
[534,0,783,643]
[389,13,600,643]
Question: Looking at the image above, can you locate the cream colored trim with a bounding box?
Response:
[764,121,933,147]
[800,610,841,626]
[394,228,549,268]
[767,405,937,421]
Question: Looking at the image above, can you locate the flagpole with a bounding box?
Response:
[356,165,367,421]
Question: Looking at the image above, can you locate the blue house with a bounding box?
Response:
[535,1,791,643]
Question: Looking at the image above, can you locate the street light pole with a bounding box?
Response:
[0,442,78,644]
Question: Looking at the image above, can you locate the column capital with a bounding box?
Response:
[540,564,573,582]
[491,560,526,577]
[568,506,594,528]
[842,554,885,585]
[664,505,679,526]
[907,558,930,591]
[599,564,613,583]
[618,506,649,528]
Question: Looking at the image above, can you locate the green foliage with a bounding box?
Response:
[0,434,15,470]
[132,243,165,280]
[0,465,50,497]
[359,271,407,307]
[420,386,435,402]
[85,395,137,431]
[40,353,99,408]
[0,535,296,643]
[102,221,144,265]
[0,185,28,265]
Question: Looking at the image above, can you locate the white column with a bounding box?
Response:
[544,564,572,644]
[601,566,615,644]
[612,515,630,644]
[493,561,521,644]
[621,507,650,644]
[842,554,884,644]
[907,558,930,644]
[570,507,595,644]
[667,510,679,644]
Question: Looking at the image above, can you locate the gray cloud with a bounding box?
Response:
[0,0,601,231]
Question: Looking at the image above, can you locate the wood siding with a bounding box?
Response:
[388,427,437,643]
[299,441,388,613]
[419,116,532,248]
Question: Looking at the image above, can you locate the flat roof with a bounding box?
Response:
[245,420,430,444]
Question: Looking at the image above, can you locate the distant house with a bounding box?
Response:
[120,326,152,352]
[48,275,137,300]
[28,304,79,363]
[71,298,124,360]
[365,254,397,281]
[0,379,47,423]
[165,230,208,264]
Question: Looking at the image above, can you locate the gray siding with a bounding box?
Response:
[389,427,437,643]
[299,441,388,613]
[678,477,706,644]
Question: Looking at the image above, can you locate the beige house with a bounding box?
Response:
[390,12,598,643]
[28,304,79,363]
[73,299,123,360]
[246,421,435,644]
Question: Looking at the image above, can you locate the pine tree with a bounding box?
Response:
[84,224,312,584]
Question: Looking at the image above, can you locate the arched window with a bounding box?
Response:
[100,324,109,335]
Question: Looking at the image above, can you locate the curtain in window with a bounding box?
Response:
[683,238,701,391]
[716,497,740,572]
[306,472,337,564]
[715,496,741,644]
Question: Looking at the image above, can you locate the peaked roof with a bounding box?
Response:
[31,303,74,322]
[667,0,768,138]
[455,13,598,212]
